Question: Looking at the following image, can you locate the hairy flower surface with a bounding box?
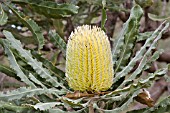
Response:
[66,25,113,92]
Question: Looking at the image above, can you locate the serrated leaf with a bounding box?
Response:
[0,101,34,113]
[6,4,44,51]
[148,13,170,21]
[2,40,36,88]
[12,0,79,18]
[0,4,8,26]
[0,87,65,101]
[96,68,167,112]
[105,67,167,105]
[3,30,68,91]
[49,30,66,58]
[31,51,66,81]
[61,97,85,108]
[118,23,169,88]
[28,73,47,89]
[94,90,141,113]
[113,22,169,86]
[0,87,46,101]
[113,5,143,73]
[144,49,163,70]
[34,102,63,111]
[137,32,153,42]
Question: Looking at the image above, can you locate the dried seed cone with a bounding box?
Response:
[66,25,113,92]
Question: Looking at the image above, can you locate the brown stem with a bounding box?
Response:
[89,102,95,113]
[64,91,110,99]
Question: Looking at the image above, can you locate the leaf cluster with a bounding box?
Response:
[0,0,169,113]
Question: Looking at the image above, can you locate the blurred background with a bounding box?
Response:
[0,0,170,110]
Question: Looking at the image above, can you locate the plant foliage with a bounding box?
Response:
[0,0,169,113]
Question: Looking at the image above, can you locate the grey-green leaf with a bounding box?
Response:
[0,87,46,101]
[6,4,44,50]
[113,22,169,85]
[2,40,36,88]
[0,4,8,26]
[137,32,153,42]
[101,7,107,32]
[34,102,63,111]
[12,0,79,18]
[0,64,17,79]
[148,13,170,21]
[3,30,68,91]
[31,51,65,80]
[0,101,34,113]
[113,5,143,73]
[118,23,169,88]
[49,30,66,58]
[0,87,65,101]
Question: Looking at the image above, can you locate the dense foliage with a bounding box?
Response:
[0,0,170,113]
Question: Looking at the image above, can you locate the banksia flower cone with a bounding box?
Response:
[66,25,113,92]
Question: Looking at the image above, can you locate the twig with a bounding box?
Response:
[64,91,110,99]
[89,102,94,113]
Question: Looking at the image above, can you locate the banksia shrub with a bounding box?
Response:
[66,25,113,92]
[0,1,170,113]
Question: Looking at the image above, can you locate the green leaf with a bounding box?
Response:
[3,30,68,91]
[94,90,141,113]
[148,13,170,21]
[140,68,167,84]
[118,23,169,88]
[107,68,167,109]
[31,51,65,80]
[0,64,18,79]
[0,87,46,101]
[12,0,79,18]
[95,67,167,113]
[0,4,8,26]
[28,73,47,89]
[144,49,163,70]
[61,97,85,108]
[103,71,154,100]
[112,5,143,73]
[113,22,169,86]
[34,102,63,111]
[49,108,67,113]
[137,32,153,42]
[0,87,65,101]
[6,4,44,51]
[2,40,36,88]
[135,0,153,8]
[49,30,66,58]
[101,7,107,32]
[0,101,35,113]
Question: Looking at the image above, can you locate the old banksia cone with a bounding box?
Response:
[66,25,113,92]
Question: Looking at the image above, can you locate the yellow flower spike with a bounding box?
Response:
[66,25,113,92]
